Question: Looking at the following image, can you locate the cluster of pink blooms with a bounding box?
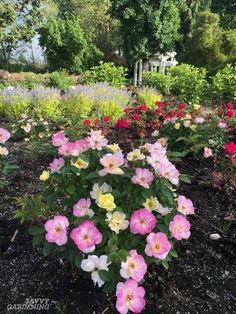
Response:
[0,128,11,156]
[42,129,195,314]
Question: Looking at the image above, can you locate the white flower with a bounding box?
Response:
[151,130,159,137]
[90,183,112,202]
[143,197,159,211]
[106,211,129,234]
[156,204,172,216]
[0,146,9,156]
[81,255,110,287]
[183,121,190,128]
[22,123,31,133]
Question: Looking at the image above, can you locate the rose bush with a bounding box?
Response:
[20,129,195,313]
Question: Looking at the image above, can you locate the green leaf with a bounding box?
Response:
[66,184,76,194]
[28,225,44,236]
[32,234,44,245]
[169,250,178,258]
[180,174,191,184]
[43,242,53,256]
[103,281,116,293]
[86,172,99,180]
[118,249,129,261]
[75,254,83,267]
[99,270,110,282]
[162,260,169,270]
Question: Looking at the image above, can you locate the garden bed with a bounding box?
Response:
[0,137,235,314]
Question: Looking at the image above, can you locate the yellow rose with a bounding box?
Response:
[190,125,197,131]
[193,104,201,111]
[98,193,116,211]
[106,211,129,234]
[143,197,159,211]
[71,158,89,169]
[40,170,50,181]
[107,144,121,152]
[185,114,191,120]
[174,123,180,130]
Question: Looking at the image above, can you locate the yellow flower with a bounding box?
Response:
[190,125,197,131]
[98,193,116,211]
[71,158,89,169]
[40,170,50,181]
[143,197,159,211]
[107,144,121,152]
[185,114,191,120]
[106,211,129,234]
[193,104,201,111]
[158,137,168,146]
[127,149,145,161]
[174,123,180,130]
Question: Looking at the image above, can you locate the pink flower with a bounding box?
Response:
[120,250,147,282]
[177,195,195,215]
[147,153,168,170]
[70,221,102,253]
[73,198,94,217]
[70,139,90,156]
[130,208,157,235]
[204,147,213,158]
[51,132,68,147]
[195,117,205,124]
[218,121,227,129]
[49,158,65,173]
[155,161,180,185]
[145,142,166,155]
[99,151,125,176]
[116,279,146,314]
[87,130,108,150]
[58,142,75,156]
[0,128,11,144]
[145,232,171,260]
[131,168,154,189]
[169,214,191,240]
[44,216,69,246]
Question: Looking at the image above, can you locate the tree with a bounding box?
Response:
[183,11,236,73]
[0,0,43,68]
[39,15,102,72]
[110,0,181,64]
[211,0,236,29]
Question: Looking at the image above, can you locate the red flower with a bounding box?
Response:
[225,142,236,154]
[103,116,111,122]
[139,104,147,111]
[165,114,171,120]
[130,114,140,121]
[155,101,165,108]
[156,109,163,115]
[172,110,178,116]
[179,103,187,110]
[226,103,234,109]
[115,119,130,128]
[93,119,99,125]
[169,101,175,106]
[178,113,185,119]
[225,110,235,117]
[83,119,91,125]
[134,107,140,112]
[124,107,131,114]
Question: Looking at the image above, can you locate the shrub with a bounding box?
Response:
[17,129,194,311]
[137,87,161,109]
[83,62,128,87]
[168,64,208,103]
[142,71,172,95]
[49,70,76,92]
[30,87,62,121]
[0,87,30,119]
[211,64,236,102]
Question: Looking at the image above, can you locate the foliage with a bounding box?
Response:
[211,0,236,29]
[0,0,43,67]
[49,70,76,92]
[211,64,236,102]
[82,62,128,87]
[110,0,181,63]
[18,129,193,303]
[39,15,102,72]
[142,72,172,95]
[168,64,208,103]
[137,87,161,109]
